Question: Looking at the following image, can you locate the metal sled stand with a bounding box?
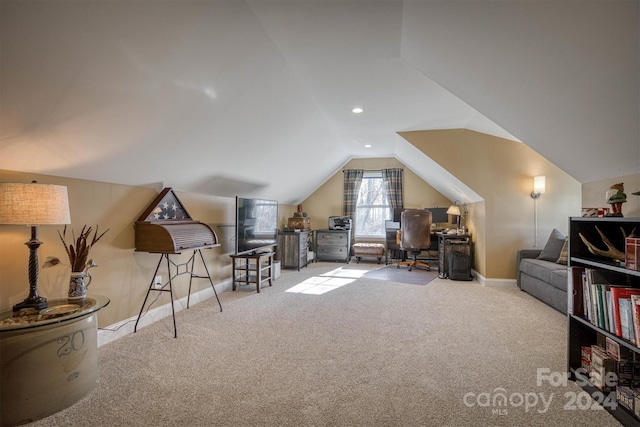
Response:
[134,249,222,338]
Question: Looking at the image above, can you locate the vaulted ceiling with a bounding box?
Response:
[1,1,638,204]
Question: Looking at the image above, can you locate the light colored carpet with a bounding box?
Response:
[26,262,621,426]
[362,264,438,285]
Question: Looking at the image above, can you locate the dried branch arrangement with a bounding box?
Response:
[58,225,110,272]
[579,225,636,262]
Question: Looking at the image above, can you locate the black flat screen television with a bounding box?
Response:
[235,196,278,255]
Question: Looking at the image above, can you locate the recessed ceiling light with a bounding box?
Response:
[364,144,372,148]
[352,107,364,114]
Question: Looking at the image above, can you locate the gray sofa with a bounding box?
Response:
[516,229,569,314]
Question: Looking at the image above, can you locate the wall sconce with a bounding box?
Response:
[531,176,546,199]
[530,176,545,248]
[0,181,71,311]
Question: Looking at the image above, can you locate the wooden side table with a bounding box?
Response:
[1,296,109,425]
[230,252,274,293]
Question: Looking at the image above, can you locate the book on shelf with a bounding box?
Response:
[620,298,636,344]
[590,345,618,392]
[573,266,640,344]
[568,266,584,316]
[632,295,640,348]
[581,268,623,330]
[606,288,614,333]
[581,268,611,325]
[611,287,640,338]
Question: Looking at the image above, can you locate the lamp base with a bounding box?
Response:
[13,296,48,312]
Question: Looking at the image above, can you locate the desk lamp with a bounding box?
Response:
[447,201,467,231]
[0,182,71,311]
[446,205,460,225]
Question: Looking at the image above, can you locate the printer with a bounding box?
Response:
[328,216,352,230]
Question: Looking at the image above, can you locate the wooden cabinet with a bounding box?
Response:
[277,230,311,270]
[315,230,351,263]
[567,216,640,426]
[230,253,273,293]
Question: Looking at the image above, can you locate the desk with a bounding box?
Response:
[386,230,439,264]
[436,233,472,279]
[1,295,109,426]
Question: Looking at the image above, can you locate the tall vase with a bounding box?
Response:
[68,272,92,301]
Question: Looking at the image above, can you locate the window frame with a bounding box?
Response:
[354,172,392,239]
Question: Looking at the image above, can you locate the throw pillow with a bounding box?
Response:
[537,229,566,262]
[556,237,569,265]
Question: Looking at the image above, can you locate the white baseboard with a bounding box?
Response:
[97,279,232,347]
[472,270,517,288]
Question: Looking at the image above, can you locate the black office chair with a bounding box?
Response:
[397,209,432,271]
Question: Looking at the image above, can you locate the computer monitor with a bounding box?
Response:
[393,208,404,222]
[428,207,449,225]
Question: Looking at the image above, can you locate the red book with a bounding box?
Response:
[611,287,640,337]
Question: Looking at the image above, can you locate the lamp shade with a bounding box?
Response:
[446,205,460,216]
[533,176,546,194]
[0,182,71,225]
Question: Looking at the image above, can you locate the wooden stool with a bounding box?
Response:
[352,243,385,264]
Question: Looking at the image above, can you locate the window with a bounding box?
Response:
[355,173,391,238]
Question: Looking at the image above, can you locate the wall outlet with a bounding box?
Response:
[154,275,162,289]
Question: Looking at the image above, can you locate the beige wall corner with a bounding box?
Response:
[398,129,582,280]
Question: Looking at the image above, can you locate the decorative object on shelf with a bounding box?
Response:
[605,182,627,217]
[529,176,545,248]
[578,225,636,263]
[627,237,640,271]
[581,207,610,217]
[68,271,92,301]
[0,181,71,311]
[288,211,310,230]
[58,225,109,300]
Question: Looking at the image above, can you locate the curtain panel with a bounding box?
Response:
[382,168,403,261]
[343,169,364,240]
[381,168,403,210]
[343,169,364,218]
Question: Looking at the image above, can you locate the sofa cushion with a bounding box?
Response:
[520,258,568,291]
[537,229,566,261]
[549,268,569,291]
[556,237,569,265]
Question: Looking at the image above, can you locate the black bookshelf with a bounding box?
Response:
[567,216,640,426]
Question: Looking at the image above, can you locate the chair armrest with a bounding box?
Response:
[517,249,542,262]
[516,249,542,288]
